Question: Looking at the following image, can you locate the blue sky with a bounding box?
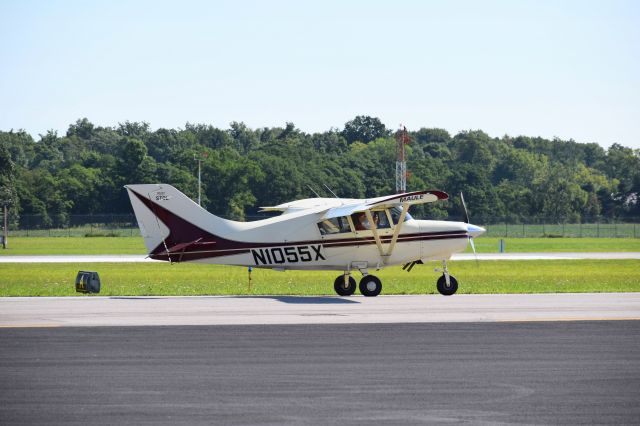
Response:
[1,0,639,148]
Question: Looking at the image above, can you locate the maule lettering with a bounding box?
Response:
[399,194,424,203]
[252,245,325,265]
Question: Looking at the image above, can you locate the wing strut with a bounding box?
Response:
[365,203,410,265]
[385,203,409,257]
[364,210,385,258]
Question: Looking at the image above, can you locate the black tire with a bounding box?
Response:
[359,275,382,297]
[437,274,458,296]
[334,275,356,296]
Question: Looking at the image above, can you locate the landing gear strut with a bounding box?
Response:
[333,274,356,296]
[435,260,458,296]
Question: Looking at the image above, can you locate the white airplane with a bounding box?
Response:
[125,184,485,296]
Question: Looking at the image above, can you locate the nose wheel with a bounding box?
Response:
[435,260,458,296]
[436,274,458,296]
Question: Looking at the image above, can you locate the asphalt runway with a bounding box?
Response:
[1,252,640,262]
[1,321,639,425]
[2,291,639,424]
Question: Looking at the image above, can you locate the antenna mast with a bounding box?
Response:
[395,125,410,193]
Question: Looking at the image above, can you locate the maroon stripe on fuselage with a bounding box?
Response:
[150,233,468,262]
[131,190,242,257]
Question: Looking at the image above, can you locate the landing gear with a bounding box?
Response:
[334,274,356,296]
[334,269,383,297]
[359,275,382,297]
[435,260,458,296]
[437,274,458,296]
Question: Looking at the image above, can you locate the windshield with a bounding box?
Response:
[390,207,413,224]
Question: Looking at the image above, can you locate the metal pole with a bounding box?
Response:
[2,205,7,249]
[195,154,202,206]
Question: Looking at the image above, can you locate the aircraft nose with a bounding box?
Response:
[467,223,486,238]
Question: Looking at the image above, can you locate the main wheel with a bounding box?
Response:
[334,275,356,296]
[436,274,458,296]
[359,275,382,297]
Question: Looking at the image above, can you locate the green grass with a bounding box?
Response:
[483,222,639,238]
[9,222,638,238]
[1,260,638,296]
[0,237,147,255]
[1,236,638,256]
[464,237,640,253]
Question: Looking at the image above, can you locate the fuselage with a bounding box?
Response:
[126,184,483,272]
[163,207,472,271]
[126,184,485,296]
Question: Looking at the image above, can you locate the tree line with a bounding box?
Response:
[0,116,639,228]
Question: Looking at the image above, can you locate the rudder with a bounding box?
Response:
[125,183,234,256]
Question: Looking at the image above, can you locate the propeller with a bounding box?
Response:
[460,192,470,224]
[405,193,484,272]
[460,192,479,264]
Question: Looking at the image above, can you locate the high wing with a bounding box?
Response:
[260,191,448,218]
[259,197,351,215]
[322,190,448,220]
[320,190,449,263]
[365,190,448,209]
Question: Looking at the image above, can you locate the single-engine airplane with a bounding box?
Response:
[125,184,485,296]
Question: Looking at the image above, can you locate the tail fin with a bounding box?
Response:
[125,184,236,257]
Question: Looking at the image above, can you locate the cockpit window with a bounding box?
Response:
[351,212,369,231]
[351,210,391,230]
[317,216,352,235]
[390,207,413,224]
[373,210,391,229]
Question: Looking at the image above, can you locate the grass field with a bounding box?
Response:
[0,236,639,256]
[10,221,639,238]
[0,237,146,255]
[484,222,639,238]
[463,237,640,253]
[1,260,638,296]
[2,236,638,297]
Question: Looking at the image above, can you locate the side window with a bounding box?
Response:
[351,212,369,231]
[351,211,391,230]
[373,211,390,229]
[317,216,352,235]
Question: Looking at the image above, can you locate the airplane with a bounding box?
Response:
[125,184,486,297]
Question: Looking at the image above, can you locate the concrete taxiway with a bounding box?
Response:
[1,252,640,262]
[2,293,639,327]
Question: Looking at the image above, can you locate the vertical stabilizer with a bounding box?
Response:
[126,183,242,255]
[125,184,171,253]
